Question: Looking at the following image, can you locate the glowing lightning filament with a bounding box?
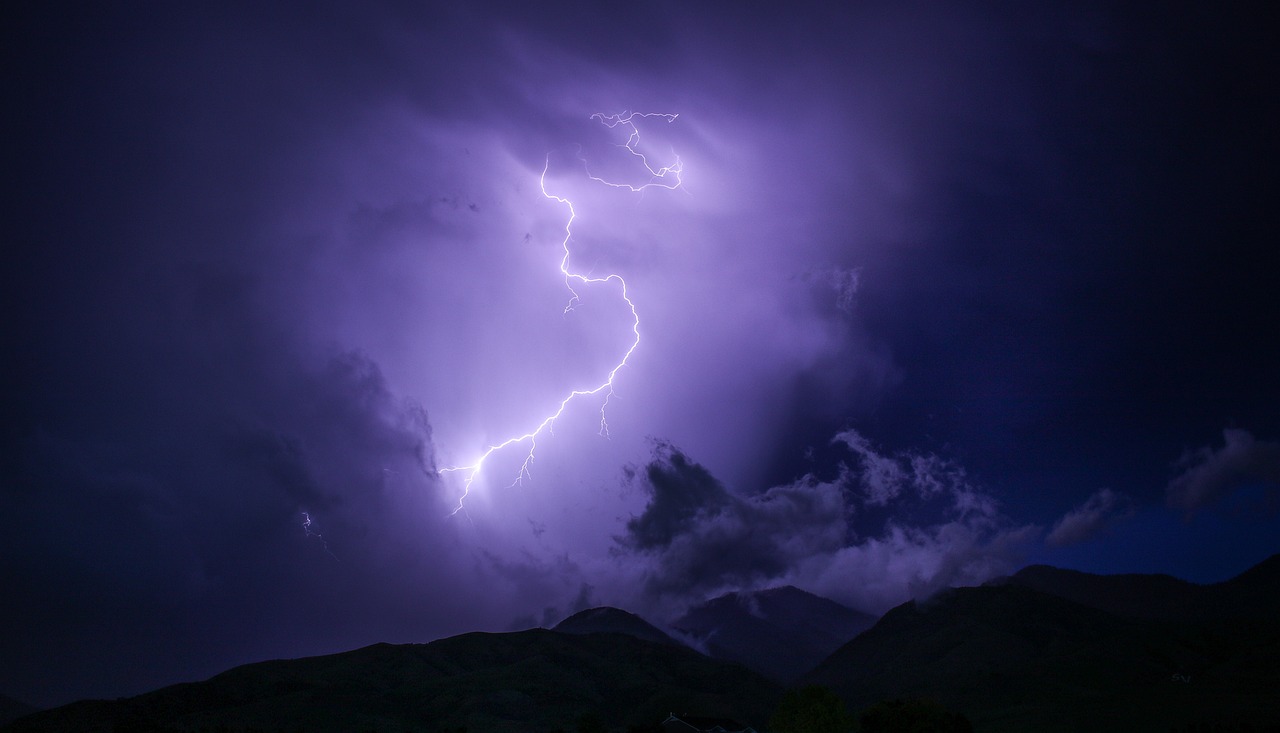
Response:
[301,511,338,560]
[440,112,682,513]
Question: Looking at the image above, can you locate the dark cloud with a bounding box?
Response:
[621,441,733,551]
[618,443,846,597]
[618,432,1035,613]
[0,338,464,705]
[1045,488,1133,547]
[1167,429,1280,515]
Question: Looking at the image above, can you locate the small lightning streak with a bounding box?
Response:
[301,511,338,560]
[440,112,682,514]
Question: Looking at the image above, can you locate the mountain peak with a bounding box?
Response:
[675,586,875,683]
[552,607,679,646]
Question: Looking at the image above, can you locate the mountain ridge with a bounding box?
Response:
[4,630,779,733]
[804,555,1280,732]
[1000,552,1280,622]
[673,584,876,683]
[8,554,1278,732]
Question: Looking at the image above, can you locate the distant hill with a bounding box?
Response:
[1214,553,1280,613]
[0,695,35,728]
[553,606,680,646]
[805,579,1280,732]
[4,630,780,733]
[1000,565,1204,620]
[673,585,876,683]
[1000,554,1280,622]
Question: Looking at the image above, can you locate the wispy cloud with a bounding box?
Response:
[1046,488,1133,547]
[617,431,1036,614]
[1167,429,1280,514]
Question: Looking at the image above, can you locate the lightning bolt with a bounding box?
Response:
[301,511,338,560]
[440,112,683,514]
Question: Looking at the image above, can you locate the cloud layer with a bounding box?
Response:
[1046,488,1133,547]
[617,431,1036,614]
[1167,429,1280,514]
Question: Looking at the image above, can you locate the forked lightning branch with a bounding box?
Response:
[440,112,683,513]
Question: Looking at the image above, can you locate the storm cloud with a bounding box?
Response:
[6,0,1277,708]
[617,432,1035,614]
[1046,488,1133,547]
[1167,429,1280,514]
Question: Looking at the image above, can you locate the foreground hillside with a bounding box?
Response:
[806,555,1280,732]
[5,629,779,733]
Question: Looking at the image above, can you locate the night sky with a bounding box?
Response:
[4,0,1279,710]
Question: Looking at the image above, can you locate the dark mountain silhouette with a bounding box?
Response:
[4,630,779,733]
[806,557,1280,732]
[1214,553,1280,613]
[1000,554,1280,622]
[552,606,680,646]
[0,696,35,728]
[673,585,875,683]
[9,557,1279,732]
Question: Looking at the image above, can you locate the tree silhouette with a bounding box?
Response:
[769,685,855,733]
[858,698,972,733]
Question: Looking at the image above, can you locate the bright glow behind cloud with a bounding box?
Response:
[9,1,1280,710]
[439,112,682,513]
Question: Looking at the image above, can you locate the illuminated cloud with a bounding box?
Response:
[617,431,1035,614]
[438,112,681,511]
[798,520,1040,615]
[1045,488,1133,547]
[1167,429,1280,514]
[7,0,1276,708]
[617,441,847,598]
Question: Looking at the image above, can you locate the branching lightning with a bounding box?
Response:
[301,511,338,560]
[440,112,683,514]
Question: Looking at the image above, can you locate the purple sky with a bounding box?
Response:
[5,0,1279,708]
